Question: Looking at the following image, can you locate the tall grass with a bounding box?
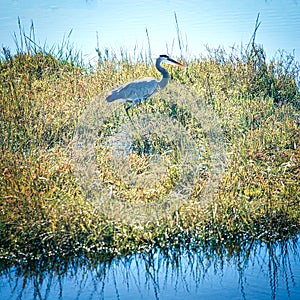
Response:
[0,20,299,265]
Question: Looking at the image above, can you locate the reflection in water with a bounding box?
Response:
[1,237,299,300]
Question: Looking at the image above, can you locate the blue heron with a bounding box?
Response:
[105,55,184,114]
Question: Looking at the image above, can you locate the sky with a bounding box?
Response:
[0,0,300,62]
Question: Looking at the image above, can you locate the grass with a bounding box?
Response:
[0,22,300,267]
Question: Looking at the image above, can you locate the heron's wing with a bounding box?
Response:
[105,78,159,103]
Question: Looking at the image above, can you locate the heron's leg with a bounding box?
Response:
[125,105,131,117]
[124,104,134,124]
[125,98,142,114]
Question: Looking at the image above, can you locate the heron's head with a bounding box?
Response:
[157,54,184,67]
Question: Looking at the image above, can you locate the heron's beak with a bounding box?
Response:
[167,58,184,67]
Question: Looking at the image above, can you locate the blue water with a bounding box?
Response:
[1,238,300,300]
[1,0,300,62]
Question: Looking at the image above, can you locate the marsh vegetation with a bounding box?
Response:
[0,22,299,271]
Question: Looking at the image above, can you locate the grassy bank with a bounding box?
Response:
[0,35,299,265]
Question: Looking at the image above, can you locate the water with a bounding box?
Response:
[1,0,300,61]
[1,237,300,300]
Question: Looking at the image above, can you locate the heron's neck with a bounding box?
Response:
[156,60,169,89]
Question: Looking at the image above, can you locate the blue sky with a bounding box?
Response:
[1,0,299,62]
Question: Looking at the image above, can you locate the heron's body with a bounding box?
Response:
[105,55,184,113]
[105,77,161,104]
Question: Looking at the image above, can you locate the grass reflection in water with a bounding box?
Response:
[1,236,299,300]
